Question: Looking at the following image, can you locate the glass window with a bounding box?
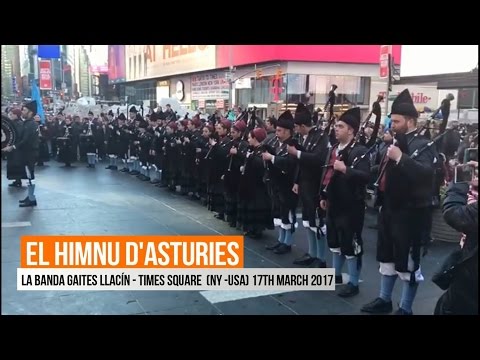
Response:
[237,88,251,109]
[287,74,307,95]
[286,74,308,104]
[237,75,286,108]
[309,75,371,109]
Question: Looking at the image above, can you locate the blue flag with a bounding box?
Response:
[31,80,45,124]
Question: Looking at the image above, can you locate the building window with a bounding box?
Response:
[236,75,286,108]
[286,74,308,105]
[237,88,251,109]
[308,75,371,109]
[128,81,157,105]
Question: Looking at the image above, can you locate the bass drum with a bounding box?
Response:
[2,115,17,149]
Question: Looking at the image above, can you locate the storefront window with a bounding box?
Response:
[236,75,286,109]
[286,74,308,104]
[308,75,371,108]
[237,88,251,109]
[127,80,156,105]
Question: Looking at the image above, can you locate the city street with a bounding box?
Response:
[2,159,455,315]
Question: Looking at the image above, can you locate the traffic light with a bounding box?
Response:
[255,69,263,79]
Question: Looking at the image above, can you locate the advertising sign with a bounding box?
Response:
[39,60,52,90]
[126,45,216,81]
[216,45,402,68]
[379,45,392,79]
[108,45,126,84]
[38,45,61,59]
[191,71,229,100]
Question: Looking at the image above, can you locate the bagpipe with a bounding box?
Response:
[410,128,453,160]
[227,137,241,172]
[322,137,358,193]
[203,132,222,159]
[259,135,278,156]
[373,127,453,190]
[373,132,409,188]
[321,104,382,192]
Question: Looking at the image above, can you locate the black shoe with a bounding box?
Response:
[110,166,118,170]
[337,282,359,298]
[105,165,113,169]
[19,199,37,207]
[249,232,263,239]
[309,259,327,268]
[19,196,29,203]
[142,177,151,182]
[214,213,225,220]
[293,254,316,266]
[229,222,236,228]
[361,297,393,314]
[335,275,343,284]
[265,242,282,250]
[120,168,129,172]
[394,308,413,315]
[273,243,292,254]
[150,179,161,184]
[130,170,140,175]
[9,180,22,187]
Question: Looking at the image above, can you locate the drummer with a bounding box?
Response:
[57,116,74,167]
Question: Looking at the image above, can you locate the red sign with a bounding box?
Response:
[39,60,52,90]
[271,76,283,102]
[379,45,392,79]
[215,99,225,109]
[216,45,402,68]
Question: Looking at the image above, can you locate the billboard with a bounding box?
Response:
[39,60,52,90]
[90,65,109,74]
[216,45,402,68]
[379,45,392,79]
[191,71,230,100]
[125,45,216,81]
[38,45,61,59]
[108,45,126,84]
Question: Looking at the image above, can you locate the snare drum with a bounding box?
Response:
[57,137,70,147]
[79,134,94,143]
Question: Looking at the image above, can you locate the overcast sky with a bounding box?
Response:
[400,45,478,76]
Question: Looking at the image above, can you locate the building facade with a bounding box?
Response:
[1,45,21,99]
[76,46,91,97]
[109,45,402,117]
